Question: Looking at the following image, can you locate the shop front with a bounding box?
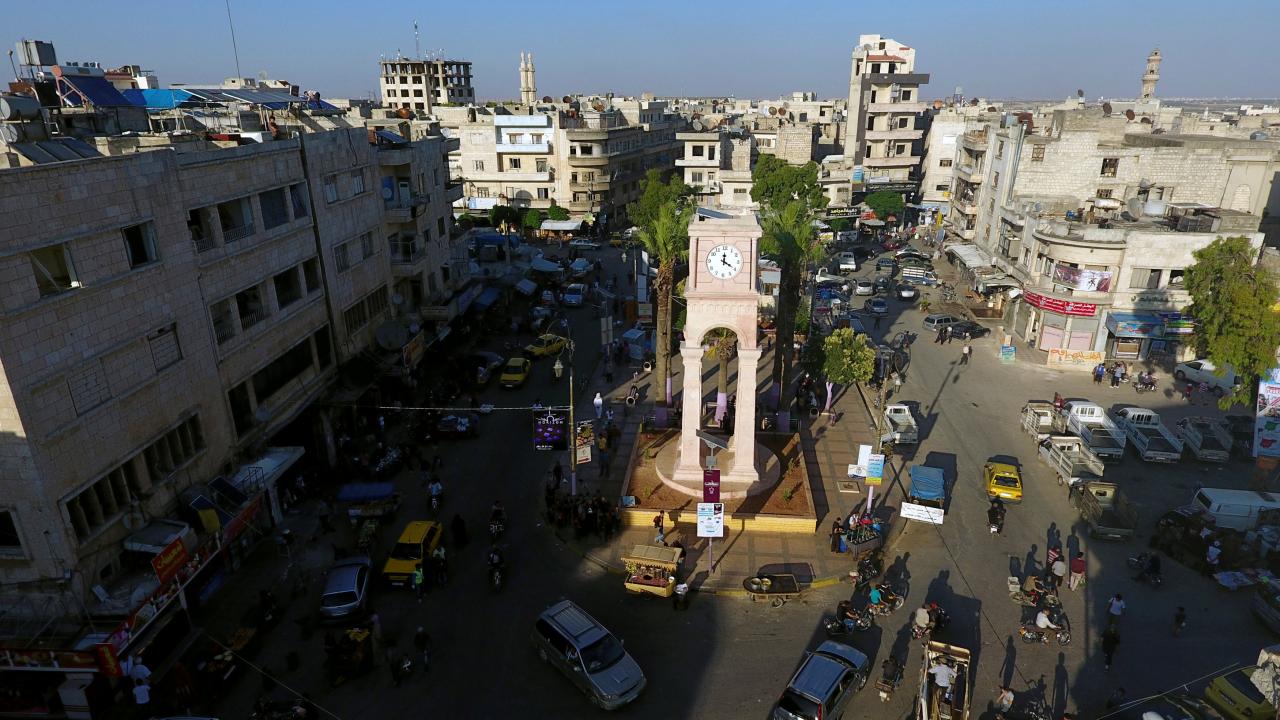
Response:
[1104,311,1166,361]
[1012,290,1101,352]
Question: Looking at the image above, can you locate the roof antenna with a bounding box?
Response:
[413,20,421,59]
[224,0,243,80]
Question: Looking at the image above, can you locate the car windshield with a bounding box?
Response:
[772,691,818,720]
[321,591,358,607]
[391,541,422,561]
[580,634,626,672]
[995,475,1020,488]
[1224,671,1266,703]
[506,360,524,371]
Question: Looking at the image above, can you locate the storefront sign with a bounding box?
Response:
[1000,345,1016,363]
[401,331,426,370]
[150,537,189,585]
[636,303,653,323]
[865,454,885,487]
[94,643,123,677]
[420,305,450,320]
[1022,290,1097,317]
[0,648,102,673]
[1255,376,1280,458]
[703,469,721,503]
[1051,265,1112,292]
[575,422,594,465]
[1047,348,1105,369]
[696,502,724,538]
[532,410,568,451]
[1106,313,1164,338]
[900,503,945,524]
[1160,313,1196,335]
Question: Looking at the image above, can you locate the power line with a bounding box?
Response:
[202,629,343,720]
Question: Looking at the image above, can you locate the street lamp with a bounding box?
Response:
[554,344,578,496]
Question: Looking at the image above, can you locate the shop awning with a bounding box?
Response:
[1106,312,1165,339]
[230,446,305,523]
[515,278,539,296]
[531,257,562,273]
[947,243,993,269]
[473,287,502,311]
[541,220,583,232]
[124,519,195,554]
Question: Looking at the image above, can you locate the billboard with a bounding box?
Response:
[1256,373,1280,458]
[1051,264,1113,292]
[533,410,569,451]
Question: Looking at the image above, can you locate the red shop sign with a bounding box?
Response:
[1022,290,1098,317]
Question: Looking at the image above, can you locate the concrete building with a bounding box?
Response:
[941,107,1278,360]
[676,130,757,208]
[846,34,930,196]
[379,57,476,115]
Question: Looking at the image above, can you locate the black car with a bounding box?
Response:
[872,277,893,295]
[1223,414,1256,458]
[948,321,990,339]
[435,413,480,438]
[466,351,505,386]
[852,246,876,261]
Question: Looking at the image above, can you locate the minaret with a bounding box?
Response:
[520,52,537,106]
[1141,49,1161,100]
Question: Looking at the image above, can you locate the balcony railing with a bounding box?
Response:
[213,321,236,345]
[389,238,422,264]
[238,307,269,331]
[191,229,216,254]
[222,222,255,243]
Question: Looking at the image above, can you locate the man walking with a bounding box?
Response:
[1101,628,1120,670]
[411,564,425,603]
[1173,607,1187,637]
[1106,593,1125,627]
[1068,551,1086,591]
[959,344,972,365]
[593,392,604,420]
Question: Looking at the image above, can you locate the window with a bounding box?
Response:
[324,175,339,203]
[366,286,390,318]
[469,132,484,145]
[351,170,366,195]
[437,217,446,236]
[901,89,912,101]
[1168,269,1185,286]
[314,326,333,370]
[579,145,593,156]
[0,511,21,554]
[897,117,909,129]
[122,222,158,268]
[508,133,523,144]
[343,299,369,333]
[1031,146,1045,162]
[509,158,522,170]
[531,133,543,144]
[1129,268,1162,290]
[211,299,236,345]
[1096,189,1114,199]
[252,340,315,403]
[147,324,182,372]
[65,467,135,542]
[235,285,269,330]
[476,187,489,198]
[142,415,205,482]
[1101,157,1119,177]
[274,268,303,309]
[896,143,908,155]
[30,244,78,297]
[691,172,703,184]
[228,382,253,436]
[67,360,110,415]
[360,231,376,259]
[188,208,215,252]
[473,160,485,172]
[289,183,309,218]
[536,159,548,173]
[996,141,1005,159]
[537,188,550,200]
[303,258,321,294]
[334,242,351,273]
[939,158,952,168]
[692,146,704,157]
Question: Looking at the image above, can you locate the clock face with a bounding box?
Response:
[706,244,743,280]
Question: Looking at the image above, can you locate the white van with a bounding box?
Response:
[1189,488,1280,531]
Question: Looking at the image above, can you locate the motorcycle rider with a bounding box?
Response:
[488,545,504,569]
[880,654,903,687]
[868,584,885,609]
[913,604,934,634]
[838,600,861,632]
[1138,553,1162,583]
[987,499,1006,535]
[1034,607,1061,642]
[428,478,444,504]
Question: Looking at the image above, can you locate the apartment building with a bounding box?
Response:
[675,130,757,208]
[846,34,930,196]
[941,108,1278,360]
[919,104,991,221]
[378,57,476,115]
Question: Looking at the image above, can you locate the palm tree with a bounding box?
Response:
[761,201,822,392]
[706,329,738,424]
[638,201,693,407]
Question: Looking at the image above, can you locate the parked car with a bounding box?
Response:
[875,258,897,274]
[948,321,990,339]
[1174,359,1240,396]
[1204,666,1275,720]
[319,556,372,621]
[895,282,918,300]
[834,252,860,273]
[872,276,893,295]
[500,357,532,388]
[381,521,442,586]
[434,413,480,438]
[852,246,876,261]
[525,334,569,357]
[922,313,963,331]
[895,248,929,261]
[770,640,869,720]
[569,239,602,251]
[864,298,889,316]
[814,272,852,293]
[854,279,875,296]
[881,238,904,250]
[532,600,646,710]
[562,283,587,307]
[984,462,1024,503]
[466,351,505,387]
[1224,414,1256,459]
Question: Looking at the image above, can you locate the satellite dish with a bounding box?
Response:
[969,98,979,106]
[409,322,421,334]
[1125,109,1136,121]
[542,95,553,103]
[592,103,605,111]
[396,107,412,119]
[768,106,777,115]
[691,120,704,131]
[1251,131,1271,141]
[374,321,410,350]
[986,106,997,112]
[1102,102,1113,116]
[1076,88,1084,98]
[782,102,790,110]
[391,293,404,306]
[861,43,874,51]
[1140,116,1152,124]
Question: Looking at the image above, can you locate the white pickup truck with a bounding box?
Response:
[1059,401,1127,462]
[882,403,918,445]
[1038,435,1106,487]
[1115,407,1184,463]
[1176,416,1232,464]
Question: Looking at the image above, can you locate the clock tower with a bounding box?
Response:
[672,208,764,496]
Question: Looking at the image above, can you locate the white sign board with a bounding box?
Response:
[901,502,945,525]
[697,502,724,538]
[847,444,873,478]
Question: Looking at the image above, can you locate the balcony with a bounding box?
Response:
[570,176,611,190]
[862,155,920,168]
[389,237,423,273]
[238,307,269,331]
[567,154,609,167]
[864,128,923,141]
[445,182,464,203]
[955,197,978,215]
[441,137,460,153]
[466,170,554,183]
[496,141,551,154]
[676,156,720,168]
[377,146,413,167]
[954,164,983,184]
[566,129,609,141]
[867,101,927,114]
[222,222,256,244]
[865,72,930,86]
[961,131,989,151]
[384,201,413,224]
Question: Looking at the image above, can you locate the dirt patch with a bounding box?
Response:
[624,431,813,517]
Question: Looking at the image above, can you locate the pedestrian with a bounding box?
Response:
[959,344,971,365]
[1173,606,1187,637]
[830,518,845,553]
[1205,540,1222,574]
[413,626,431,671]
[894,372,903,396]
[1184,382,1194,401]
[131,678,151,718]
[1050,556,1067,591]
[411,563,424,603]
[1199,380,1211,405]
[653,512,665,544]
[994,685,1015,713]
[1101,628,1120,670]
[593,392,604,419]
[1068,551,1086,591]
[1110,363,1122,388]
[1106,593,1125,627]
[1093,362,1105,385]
[874,314,882,329]
[936,327,947,344]
[1105,687,1126,710]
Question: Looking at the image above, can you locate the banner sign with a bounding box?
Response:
[150,537,189,585]
[697,502,724,538]
[865,454,885,487]
[703,469,721,503]
[533,410,569,451]
[1255,376,1280,458]
[1022,290,1098,317]
[575,422,594,465]
[1051,265,1113,292]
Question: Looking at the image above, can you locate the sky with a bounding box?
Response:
[7,0,1278,102]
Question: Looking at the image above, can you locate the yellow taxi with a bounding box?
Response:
[500,357,532,388]
[524,334,568,358]
[1204,666,1275,720]
[983,462,1023,503]
[381,521,443,587]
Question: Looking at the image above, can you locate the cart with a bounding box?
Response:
[324,627,373,688]
[842,523,884,559]
[743,574,805,607]
[622,544,683,598]
[337,482,402,525]
[354,518,380,553]
[902,465,946,525]
[918,640,972,720]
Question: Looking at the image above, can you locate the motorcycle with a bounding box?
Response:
[867,586,906,616]
[1128,553,1164,588]
[489,562,505,591]
[1132,377,1158,393]
[875,657,904,703]
[429,492,443,513]
[1009,577,1059,608]
[489,519,505,541]
[1018,624,1072,645]
[823,602,873,635]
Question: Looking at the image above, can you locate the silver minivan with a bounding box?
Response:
[532,600,646,710]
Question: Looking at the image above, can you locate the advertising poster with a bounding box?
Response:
[1255,377,1280,458]
[533,410,569,451]
[1051,265,1113,292]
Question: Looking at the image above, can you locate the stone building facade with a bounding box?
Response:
[846,34,930,193]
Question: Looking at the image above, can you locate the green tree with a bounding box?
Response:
[630,169,691,238]
[1184,235,1280,408]
[547,203,570,221]
[522,208,542,236]
[761,200,825,390]
[751,155,826,210]
[457,213,476,231]
[864,190,904,223]
[821,328,876,410]
[488,205,521,234]
[828,218,852,233]
[707,330,738,423]
[638,201,693,406]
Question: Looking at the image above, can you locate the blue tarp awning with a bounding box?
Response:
[1105,311,1165,339]
[908,465,945,501]
[472,232,507,248]
[473,287,502,311]
[122,88,194,109]
[336,482,396,503]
